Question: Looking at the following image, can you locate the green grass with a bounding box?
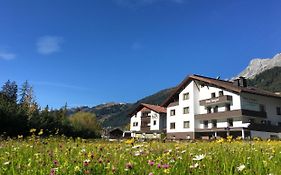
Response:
[0,136,281,175]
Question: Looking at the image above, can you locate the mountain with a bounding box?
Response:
[68,87,175,128]
[237,53,281,79]
[247,66,281,93]
[102,87,175,127]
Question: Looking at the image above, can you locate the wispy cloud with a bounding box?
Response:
[114,0,185,7]
[32,81,90,91]
[0,51,16,60]
[37,36,63,55]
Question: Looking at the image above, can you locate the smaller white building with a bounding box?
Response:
[129,103,167,139]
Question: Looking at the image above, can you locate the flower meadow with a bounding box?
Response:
[1,136,281,175]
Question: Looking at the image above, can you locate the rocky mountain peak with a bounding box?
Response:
[236,53,281,79]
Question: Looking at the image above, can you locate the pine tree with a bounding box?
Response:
[1,80,18,103]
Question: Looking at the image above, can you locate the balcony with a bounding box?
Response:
[195,109,267,120]
[199,95,232,106]
[141,116,150,132]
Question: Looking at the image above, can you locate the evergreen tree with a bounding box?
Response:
[1,80,18,103]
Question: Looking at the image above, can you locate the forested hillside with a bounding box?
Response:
[247,67,281,92]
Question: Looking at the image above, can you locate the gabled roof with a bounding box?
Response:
[162,74,281,107]
[129,103,166,117]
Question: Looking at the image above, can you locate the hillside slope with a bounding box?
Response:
[68,87,176,128]
[102,87,176,127]
[247,66,281,92]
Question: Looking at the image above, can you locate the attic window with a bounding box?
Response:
[183,93,189,100]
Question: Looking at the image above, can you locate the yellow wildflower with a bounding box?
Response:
[30,128,36,133]
[38,129,43,136]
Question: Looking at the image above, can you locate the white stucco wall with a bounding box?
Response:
[167,81,195,133]
[241,93,281,125]
[130,111,141,131]
[150,111,161,131]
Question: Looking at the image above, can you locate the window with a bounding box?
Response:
[207,107,212,114]
[219,91,224,96]
[211,92,216,98]
[203,120,208,128]
[261,120,266,124]
[277,107,281,115]
[225,104,231,111]
[259,104,265,112]
[183,121,190,128]
[170,122,175,129]
[183,93,189,100]
[133,122,138,127]
[211,120,217,128]
[227,118,233,127]
[214,106,218,113]
[142,111,150,117]
[170,109,176,116]
[183,107,189,114]
[153,120,157,125]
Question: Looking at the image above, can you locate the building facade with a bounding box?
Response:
[162,75,281,139]
[130,103,166,139]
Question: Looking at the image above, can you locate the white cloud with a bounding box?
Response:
[114,0,185,7]
[37,36,63,55]
[0,51,16,60]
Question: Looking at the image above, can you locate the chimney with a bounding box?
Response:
[233,79,240,86]
[233,77,247,87]
[239,77,247,87]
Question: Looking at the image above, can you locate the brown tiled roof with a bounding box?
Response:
[141,103,167,113]
[162,74,281,107]
[128,103,166,117]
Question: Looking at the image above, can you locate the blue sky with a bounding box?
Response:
[1,0,281,108]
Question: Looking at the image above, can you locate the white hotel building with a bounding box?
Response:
[130,74,281,139]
